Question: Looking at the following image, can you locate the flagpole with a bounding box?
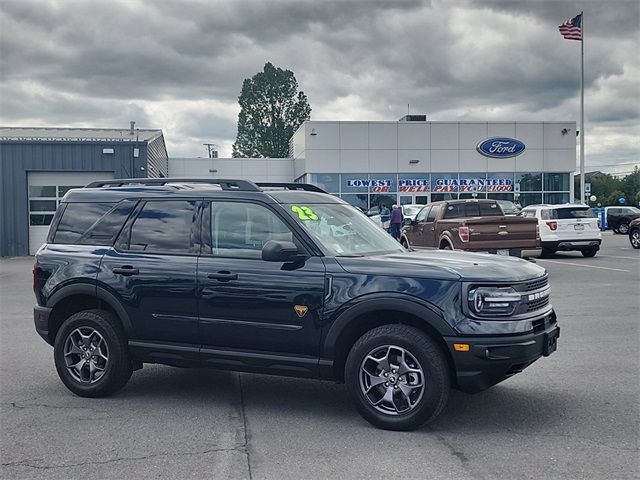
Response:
[580,11,585,203]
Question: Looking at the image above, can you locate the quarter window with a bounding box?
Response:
[206,202,294,259]
[53,203,115,244]
[127,201,197,253]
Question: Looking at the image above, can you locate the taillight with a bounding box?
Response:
[546,221,557,231]
[536,224,540,241]
[459,226,470,242]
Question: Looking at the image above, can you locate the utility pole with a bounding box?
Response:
[203,143,218,159]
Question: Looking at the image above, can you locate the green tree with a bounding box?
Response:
[232,62,311,158]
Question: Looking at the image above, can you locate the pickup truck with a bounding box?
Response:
[400,199,540,258]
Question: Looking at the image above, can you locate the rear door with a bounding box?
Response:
[99,199,200,345]
[551,206,599,239]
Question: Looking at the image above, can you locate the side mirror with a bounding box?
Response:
[262,240,299,262]
[403,218,413,226]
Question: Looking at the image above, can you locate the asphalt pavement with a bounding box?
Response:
[1,232,638,479]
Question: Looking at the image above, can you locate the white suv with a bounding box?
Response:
[520,204,602,257]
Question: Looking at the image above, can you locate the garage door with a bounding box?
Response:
[28,172,114,255]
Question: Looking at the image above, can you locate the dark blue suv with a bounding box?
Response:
[33,179,559,430]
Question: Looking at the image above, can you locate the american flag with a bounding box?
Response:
[559,13,582,41]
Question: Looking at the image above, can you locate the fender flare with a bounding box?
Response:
[439,233,455,249]
[322,294,456,359]
[47,283,133,335]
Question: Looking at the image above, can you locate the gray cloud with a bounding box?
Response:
[0,0,638,173]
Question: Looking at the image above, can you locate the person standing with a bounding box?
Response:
[389,204,404,241]
[379,203,391,231]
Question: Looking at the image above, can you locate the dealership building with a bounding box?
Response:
[170,117,577,212]
[0,126,168,256]
[1,118,576,256]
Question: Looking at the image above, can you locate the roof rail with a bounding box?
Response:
[85,178,261,192]
[255,182,327,193]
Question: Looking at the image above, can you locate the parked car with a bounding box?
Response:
[606,206,640,234]
[496,200,522,215]
[369,204,425,229]
[520,204,601,257]
[400,199,540,258]
[628,217,640,249]
[33,179,559,431]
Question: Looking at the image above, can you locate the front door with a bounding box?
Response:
[197,200,326,376]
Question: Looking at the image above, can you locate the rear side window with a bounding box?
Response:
[53,203,115,244]
[78,201,137,245]
[126,201,197,253]
[444,204,464,219]
[478,203,502,216]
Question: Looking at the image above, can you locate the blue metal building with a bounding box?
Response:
[0,126,168,256]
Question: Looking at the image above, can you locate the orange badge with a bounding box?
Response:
[294,305,308,318]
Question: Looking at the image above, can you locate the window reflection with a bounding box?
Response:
[128,201,196,253]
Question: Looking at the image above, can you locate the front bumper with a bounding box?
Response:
[444,315,559,393]
[542,238,601,251]
[34,305,53,344]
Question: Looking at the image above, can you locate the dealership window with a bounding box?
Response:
[28,184,83,226]
[309,173,339,193]
[518,193,543,207]
[341,194,368,211]
[515,173,542,192]
[544,192,570,204]
[369,173,397,193]
[544,173,570,192]
[487,193,515,201]
[342,173,369,193]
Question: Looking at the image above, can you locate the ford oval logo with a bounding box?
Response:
[477,137,526,158]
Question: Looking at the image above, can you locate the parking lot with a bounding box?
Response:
[1,232,638,480]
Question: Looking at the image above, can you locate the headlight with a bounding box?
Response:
[467,286,522,317]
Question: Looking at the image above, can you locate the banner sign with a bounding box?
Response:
[432,178,513,192]
[399,179,430,193]
[476,138,526,158]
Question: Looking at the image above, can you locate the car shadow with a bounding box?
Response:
[109,365,568,434]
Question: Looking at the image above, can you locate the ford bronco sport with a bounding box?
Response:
[33,179,559,431]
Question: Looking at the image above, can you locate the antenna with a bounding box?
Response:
[203,143,219,159]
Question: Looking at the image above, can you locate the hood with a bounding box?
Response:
[335,250,546,282]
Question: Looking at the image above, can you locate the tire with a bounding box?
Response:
[345,324,450,431]
[540,248,555,258]
[54,309,133,398]
[401,238,409,249]
[440,242,452,250]
[613,227,620,234]
[629,229,640,249]
[581,247,598,258]
[618,222,630,235]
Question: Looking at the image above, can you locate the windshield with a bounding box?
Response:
[403,206,423,217]
[286,203,404,256]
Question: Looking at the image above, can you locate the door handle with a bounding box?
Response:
[207,271,238,282]
[113,265,139,276]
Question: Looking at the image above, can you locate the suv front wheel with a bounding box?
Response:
[345,324,450,431]
[54,309,133,397]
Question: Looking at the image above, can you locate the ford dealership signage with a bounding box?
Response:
[476,137,525,158]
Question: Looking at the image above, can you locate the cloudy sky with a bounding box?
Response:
[1,0,638,174]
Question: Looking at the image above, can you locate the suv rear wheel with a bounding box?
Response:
[581,247,598,258]
[54,309,133,397]
[345,324,450,431]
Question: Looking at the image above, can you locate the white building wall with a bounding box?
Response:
[168,157,294,183]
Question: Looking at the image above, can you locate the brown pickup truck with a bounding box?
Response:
[400,199,540,258]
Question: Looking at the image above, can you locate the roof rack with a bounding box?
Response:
[255,182,327,193]
[85,178,261,192]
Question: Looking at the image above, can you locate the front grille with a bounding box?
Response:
[522,275,549,292]
[527,296,550,312]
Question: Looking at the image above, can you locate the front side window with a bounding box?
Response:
[426,206,439,222]
[206,202,294,259]
[287,203,403,257]
[415,207,430,223]
[127,201,196,253]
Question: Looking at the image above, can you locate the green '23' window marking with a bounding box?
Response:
[291,205,319,221]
